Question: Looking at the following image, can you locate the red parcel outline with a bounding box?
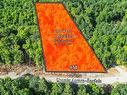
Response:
[35,2,107,73]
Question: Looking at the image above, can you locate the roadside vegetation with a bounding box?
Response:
[0,76,127,95]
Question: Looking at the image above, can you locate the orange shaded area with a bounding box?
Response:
[35,3,106,72]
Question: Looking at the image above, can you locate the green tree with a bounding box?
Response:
[17,88,30,95]
[77,85,89,95]
[50,83,64,95]
[87,83,104,95]
[111,84,127,95]
[62,83,73,95]
[38,78,49,95]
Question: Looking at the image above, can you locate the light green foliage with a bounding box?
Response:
[0,76,127,95]
[62,82,73,95]
[77,85,89,95]
[63,0,127,68]
[87,83,104,95]
[50,83,64,95]
[0,0,127,68]
[0,0,42,65]
[111,84,127,95]
[38,78,49,94]
[0,77,30,95]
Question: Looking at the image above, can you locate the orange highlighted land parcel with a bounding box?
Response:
[35,3,106,72]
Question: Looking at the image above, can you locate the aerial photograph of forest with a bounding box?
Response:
[0,0,127,95]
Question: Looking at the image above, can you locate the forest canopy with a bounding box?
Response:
[0,76,127,95]
[0,0,127,68]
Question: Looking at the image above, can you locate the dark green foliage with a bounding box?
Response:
[1,0,127,68]
[0,76,126,95]
[0,77,30,95]
[0,0,42,65]
[86,83,104,95]
[65,0,127,68]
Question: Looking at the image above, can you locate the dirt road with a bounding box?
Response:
[0,66,127,84]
